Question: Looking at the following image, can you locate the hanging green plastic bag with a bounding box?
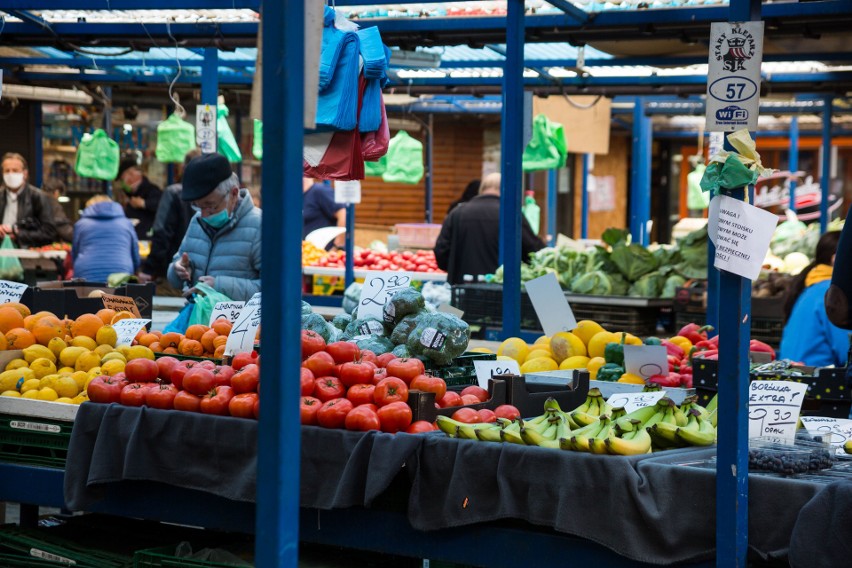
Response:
[252,119,263,161]
[75,129,120,180]
[364,155,387,177]
[217,105,243,163]
[699,155,759,196]
[0,236,23,281]
[687,163,709,210]
[187,282,233,327]
[156,113,197,163]
[522,114,567,172]
[382,131,423,184]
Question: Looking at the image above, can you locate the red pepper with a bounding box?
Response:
[667,355,682,372]
[660,340,685,359]
[749,340,776,360]
[693,340,715,350]
[707,335,719,348]
[680,373,693,388]
[648,372,682,388]
[693,349,718,360]
[677,323,715,344]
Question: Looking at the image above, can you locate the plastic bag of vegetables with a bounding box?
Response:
[406,312,470,365]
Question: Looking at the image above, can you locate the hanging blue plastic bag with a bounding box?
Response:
[163,301,194,335]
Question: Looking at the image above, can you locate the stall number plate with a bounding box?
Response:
[11,420,61,434]
[30,548,76,565]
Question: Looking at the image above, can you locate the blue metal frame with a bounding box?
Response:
[9,70,252,85]
[425,114,434,223]
[789,116,799,213]
[580,154,590,240]
[630,97,651,246]
[345,204,355,288]
[2,1,259,7]
[547,169,557,245]
[821,95,833,233]
[32,102,43,187]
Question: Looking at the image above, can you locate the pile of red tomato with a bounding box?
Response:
[86,352,260,419]
[308,249,443,273]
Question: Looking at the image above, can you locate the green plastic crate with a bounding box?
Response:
[425,351,496,388]
[0,414,72,469]
[134,545,253,568]
[0,551,65,567]
[0,525,133,568]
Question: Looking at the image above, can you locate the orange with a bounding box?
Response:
[163,346,179,355]
[0,333,8,351]
[200,329,218,353]
[96,308,116,326]
[23,311,58,331]
[0,306,25,334]
[213,335,228,349]
[110,311,135,324]
[178,339,203,357]
[32,317,64,346]
[6,327,35,349]
[211,320,232,336]
[150,330,163,339]
[213,345,226,359]
[160,332,182,349]
[148,342,163,353]
[3,302,30,318]
[71,314,103,339]
[185,325,210,341]
[137,333,159,348]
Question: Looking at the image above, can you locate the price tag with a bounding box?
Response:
[209,301,245,326]
[224,293,261,357]
[748,380,808,441]
[196,104,217,153]
[112,318,151,346]
[524,272,577,337]
[800,417,852,451]
[334,180,362,204]
[607,391,666,414]
[705,21,764,132]
[0,280,27,303]
[102,294,141,318]
[358,271,415,322]
[708,195,778,281]
[474,360,521,390]
[623,345,668,379]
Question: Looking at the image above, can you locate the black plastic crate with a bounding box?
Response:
[424,351,496,389]
[21,281,155,320]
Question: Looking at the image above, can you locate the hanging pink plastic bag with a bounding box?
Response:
[361,95,389,162]
[303,129,364,180]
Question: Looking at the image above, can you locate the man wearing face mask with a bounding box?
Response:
[0,152,69,248]
[115,153,162,240]
[167,153,261,302]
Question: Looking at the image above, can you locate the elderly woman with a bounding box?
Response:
[72,195,140,282]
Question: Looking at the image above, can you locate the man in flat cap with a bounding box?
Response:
[115,152,162,240]
[167,153,261,302]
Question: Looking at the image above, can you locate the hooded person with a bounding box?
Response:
[0,152,70,247]
[71,195,140,282]
[115,152,162,240]
[167,153,262,302]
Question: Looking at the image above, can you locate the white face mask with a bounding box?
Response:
[3,173,24,190]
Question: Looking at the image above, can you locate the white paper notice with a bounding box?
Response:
[623,345,668,379]
[334,180,362,204]
[0,280,27,304]
[113,318,151,347]
[800,417,852,451]
[224,293,261,357]
[524,272,577,337]
[358,271,415,322]
[748,380,808,440]
[607,390,667,414]
[209,301,245,326]
[708,194,778,281]
[474,360,521,390]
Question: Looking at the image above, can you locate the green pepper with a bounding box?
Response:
[643,337,662,346]
[604,334,627,366]
[597,363,625,382]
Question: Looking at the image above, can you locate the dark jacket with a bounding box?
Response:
[0,183,66,248]
[141,183,195,278]
[72,201,140,282]
[434,194,545,285]
[124,176,162,240]
[49,197,74,243]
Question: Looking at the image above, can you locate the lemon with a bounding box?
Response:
[0,367,35,391]
[96,325,118,347]
[559,355,591,370]
[116,345,131,358]
[127,345,155,361]
[72,393,88,405]
[21,390,39,399]
[70,371,89,390]
[587,331,619,359]
[55,397,75,404]
[525,348,553,362]
[533,335,551,346]
[75,351,102,373]
[497,337,530,364]
[71,336,98,351]
[57,366,75,375]
[101,352,126,364]
[94,344,114,358]
[20,378,40,393]
[30,358,57,380]
[549,331,587,363]
[48,337,67,358]
[622,333,643,346]
[87,367,103,380]
[586,357,606,380]
[59,346,88,368]
[573,320,606,346]
[23,345,56,364]
[520,357,559,374]
[496,355,516,362]
[36,387,59,401]
[468,347,494,354]
[53,376,80,398]
[101,359,126,377]
[38,374,60,390]
[1,390,21,397]
[617,372,645,384]
[5,358,29,371]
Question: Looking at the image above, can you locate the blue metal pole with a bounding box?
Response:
[547,169,557,246]
[499,0,524,338]
[788,116,798,213]
[257,0,302,565]
[201,47,219,153]
[821,96,833,233]
[32,102,43,188]
[425,114,434,223]
[345,203,355,287]
[581,154,590,239]
[630,97,652,246]
[101,86,112,196]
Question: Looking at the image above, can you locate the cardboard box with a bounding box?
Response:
[23,281,155,319]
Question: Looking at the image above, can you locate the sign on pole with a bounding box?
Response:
[705,22,764,132]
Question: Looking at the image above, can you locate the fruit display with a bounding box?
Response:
[302,240,328,266]
[29,242,70,253]
[307,248,442,272]
[140,321,238,359]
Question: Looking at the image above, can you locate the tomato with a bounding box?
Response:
[346,383,376,406]
[156,356,180,382]
[326,341,360,364]
[344,405,381,431]
[145,383,178,409]
[385,358,426,385]
[460,385,490,403]
[451,407,482,424]
[300,367,315,396]
[406,420,438,434]
[359,350,379,366]
[174,390,202,412]
[229,393,259,419]
[313,376,345,402]
[200,386,235,416]
[409,374,447,402]
[211,365,235,388]
[373,377,409,407]
[338,360,375,388]
[494,404,521,421]
[120,383,149,406]
[437,391,463,408]
[231,364,259,394]
[376,401,413,433]
[87,375,127,404]
[376,353,397,368]
[304,351,335,377]
[170,360,198,390]
[301,330,327,360]
[301,396,322,425]
[125,358,159,383]
[372,367,389,385]
[231,351,258,371]
[183,367,216,396]
[477,408,497,423]
[316,398,354,429]
[197,360,217,371]
[460,394,481,406]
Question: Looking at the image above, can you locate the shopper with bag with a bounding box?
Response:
[167,153,261,302]
[71,195,140,282]
[0,152,68,248]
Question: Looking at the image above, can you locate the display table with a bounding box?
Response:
[0,248,66,285]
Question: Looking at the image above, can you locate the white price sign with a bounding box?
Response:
[800,417,852,452]
[607,391,666,414]
[208,301,245,326]
[473,360,521,390]
[112,318,151,347]
[748,380,808,441]
[524,272,577,337]
[224,293,261,357]
[358,271,415,322]
[196,104,217,153]
[705,21,764,132]
[623,345,668,380]
[334,180,362,204]
[0,280,27,304]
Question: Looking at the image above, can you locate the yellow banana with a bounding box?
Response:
[605,428,653,456]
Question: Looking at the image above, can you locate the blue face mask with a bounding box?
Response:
[202,208,230,229]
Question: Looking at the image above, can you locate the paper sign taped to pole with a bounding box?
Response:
[708,194,777,281]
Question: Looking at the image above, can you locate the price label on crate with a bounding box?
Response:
[474,360,520,389]
[112,318,151,346]
[607,391,666,414]
[0,280,26,304]
[358,271,415,322]
[209,301,245,326]
[748,380,808,441]
[225,293,261,357]
[525,272,576,336]
[800,417,852,451]
[623,345,668,379]
[102,294,142,318]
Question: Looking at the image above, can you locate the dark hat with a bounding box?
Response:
[116,153,140,180]
[181,153,233,201]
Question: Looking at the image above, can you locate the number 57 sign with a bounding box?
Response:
[705,21,764,132]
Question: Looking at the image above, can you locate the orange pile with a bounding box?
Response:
[0,304,140,350]
[136,320,234,359]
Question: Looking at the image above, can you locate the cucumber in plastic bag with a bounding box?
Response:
[331,313,352,331]
[354,335,394,355]
[302,312,331,342]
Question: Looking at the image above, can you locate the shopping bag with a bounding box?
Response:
[699,155,759,195]
[252,119,263,161]
[217,105,243,162]
[0,236,23,281]
[382,131,424,184]
[187,282,233,327]
[687,163,710,210]
[156,113,197,163]
[74,129,120,181]
[303,129,364,181]
[364,157,386,177]
[361,95,389,161]
[163,301,194,335]
[522,114,567,172]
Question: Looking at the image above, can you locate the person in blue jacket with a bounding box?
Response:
[780,230,848,367]
[71,195,140,282]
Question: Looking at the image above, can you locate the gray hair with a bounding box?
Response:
[211,173,240,197]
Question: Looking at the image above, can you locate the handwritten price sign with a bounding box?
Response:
[112,318,151,346]
[748,380,808,441]
[0,280,27,304]
[607,391,666,414]
[209,301,245,326]
[358,271,414,322]
[102,294,141,318]
[473,360,521,389]
[224,293,261,357]
[800,417,852,451]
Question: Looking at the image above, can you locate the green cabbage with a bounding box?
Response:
[660,274,687,299]
[571,271,612,296]
[610,244,660,281]
[628,272,666,298]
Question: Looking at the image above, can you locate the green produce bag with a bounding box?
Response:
[0,236,23,281]
[217,105,243,163]
[155,113,196,163]
[522,114,567,172]
[364,156,387,177]
[187,282,233,327]
[699,155,759,196]
[252,119,263,161]
[382,131,423,184]
[686,163,709,210]
[74,129,120,181]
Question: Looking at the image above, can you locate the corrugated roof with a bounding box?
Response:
[1,9,257,23]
